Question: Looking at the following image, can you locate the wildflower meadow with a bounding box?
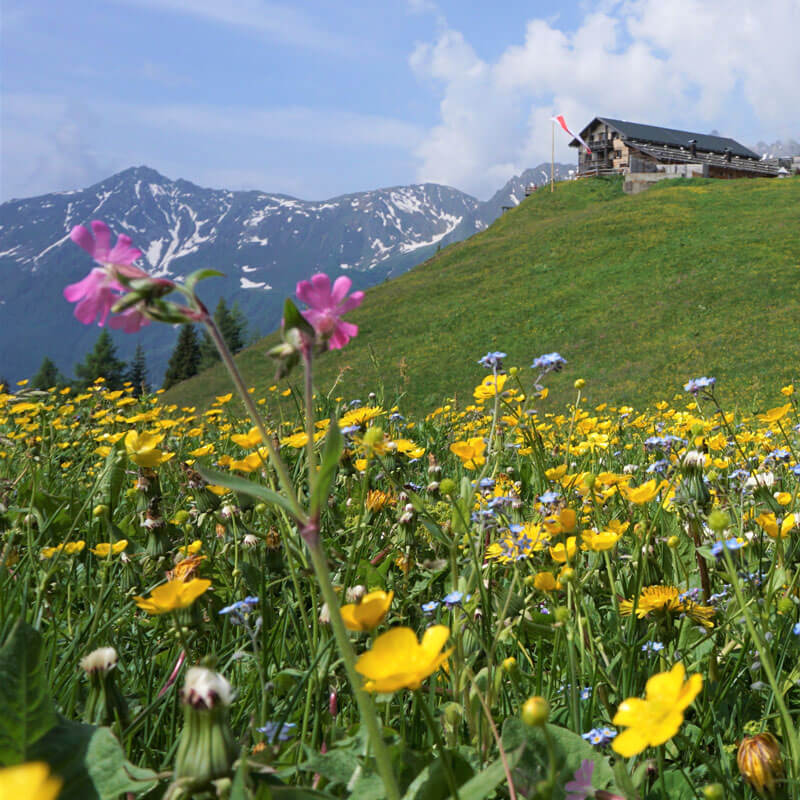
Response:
[3,220,800,799]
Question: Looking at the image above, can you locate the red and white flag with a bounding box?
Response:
[551,115,591,154]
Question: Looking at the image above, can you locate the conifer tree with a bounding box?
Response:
[74,330,126,389]
[228,300,249,350]
[163,324,201,390]
[198,297,247,369]
[126,343,149,396]
[31,356,65,390]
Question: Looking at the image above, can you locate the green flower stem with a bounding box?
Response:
[722,546,800,787]
[202,315,307,525]
[415,689,460,799]
[306,541,401,800]
[302,346,317,498]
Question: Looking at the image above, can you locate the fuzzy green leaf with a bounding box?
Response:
[0,620,57,763]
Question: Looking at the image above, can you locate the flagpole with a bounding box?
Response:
[551,120,555,193]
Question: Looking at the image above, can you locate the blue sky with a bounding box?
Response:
[2,0,798,202]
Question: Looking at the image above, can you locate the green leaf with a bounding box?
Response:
[85,727,159,798]
[300,749,360,786]
[194,465,300,519]
[255,783,337,799]
[502,719,619,799]
[99,444,126,513]
[28,717,98,800]
[283,298,315,338]
[184,268,225,294]
[402,751,474,800]
[28,719,158,800]
[0,620,57,763]
[310,418,343,517]
[457,746,521,800]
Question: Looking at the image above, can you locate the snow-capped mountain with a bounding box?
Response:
[753,138,800,159]
[0,163,571,383]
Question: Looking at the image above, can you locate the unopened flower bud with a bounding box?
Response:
[173,665,236,789]
[319,602,330,624]
[667,535,680,549]
[574,378,585,389]
[439,479,456,496]
[521,696,549,727]
[502,656,518,674]
[92,504,108,518]
[702,784,724,800]
[346,585,367,604]
[81,647,128,728]
[329,690,338,717]
[707,509,730,533]
[737,732,784,797]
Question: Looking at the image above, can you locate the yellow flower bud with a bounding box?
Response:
[574,378,585,389]
[667,535,680,549]
[521,696,550,727]
[502,657,517,673]
[737,733,784,797]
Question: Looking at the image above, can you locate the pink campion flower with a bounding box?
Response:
[295,273,364,350]
[64,220,152,331]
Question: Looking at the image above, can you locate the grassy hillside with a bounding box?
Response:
[166,175,800,412]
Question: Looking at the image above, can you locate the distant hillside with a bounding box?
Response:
[166,175,800,413]
[0,163,572,384]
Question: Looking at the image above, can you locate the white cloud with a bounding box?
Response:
[411,0,800,197]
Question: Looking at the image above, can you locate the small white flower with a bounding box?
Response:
[745,471,774,489]
[683,450,707,469]
[183,666,234,709]
[80,646,118,674]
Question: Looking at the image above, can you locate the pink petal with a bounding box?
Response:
[109,307,150,333]
[70,225,95,258]
[91,221,111,261]
[301,308,325,328]
[297,273,333,310]
[330,275,353,304]
[337,290,364,314]
[108,234,143,266]
[295,279,314,306]
[328,320,358,350]
[63,268,106,302]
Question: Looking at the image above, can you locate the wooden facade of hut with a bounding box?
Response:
[570,118,778,181]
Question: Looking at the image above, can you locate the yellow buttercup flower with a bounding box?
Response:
[533,572,561,592]
[543,508,576,535]
[41,541,86,559]
[756,512,797,539]
[178,540,203,556]
[581,529,622,551]
[355,625,452,692]
[0,762,62,800]
[90,540,128,556]
[230,427,265,449]
[341,590,394,632]
[134,577,211,615]
[549,536,577,563]
[450,437,486,470]
[758,403,792,424]
[473,374,508,400]
[125,430,171,467]
[620,479,659,504]
[612,662,702,757]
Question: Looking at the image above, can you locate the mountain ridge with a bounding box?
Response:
[0,162,572,383]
